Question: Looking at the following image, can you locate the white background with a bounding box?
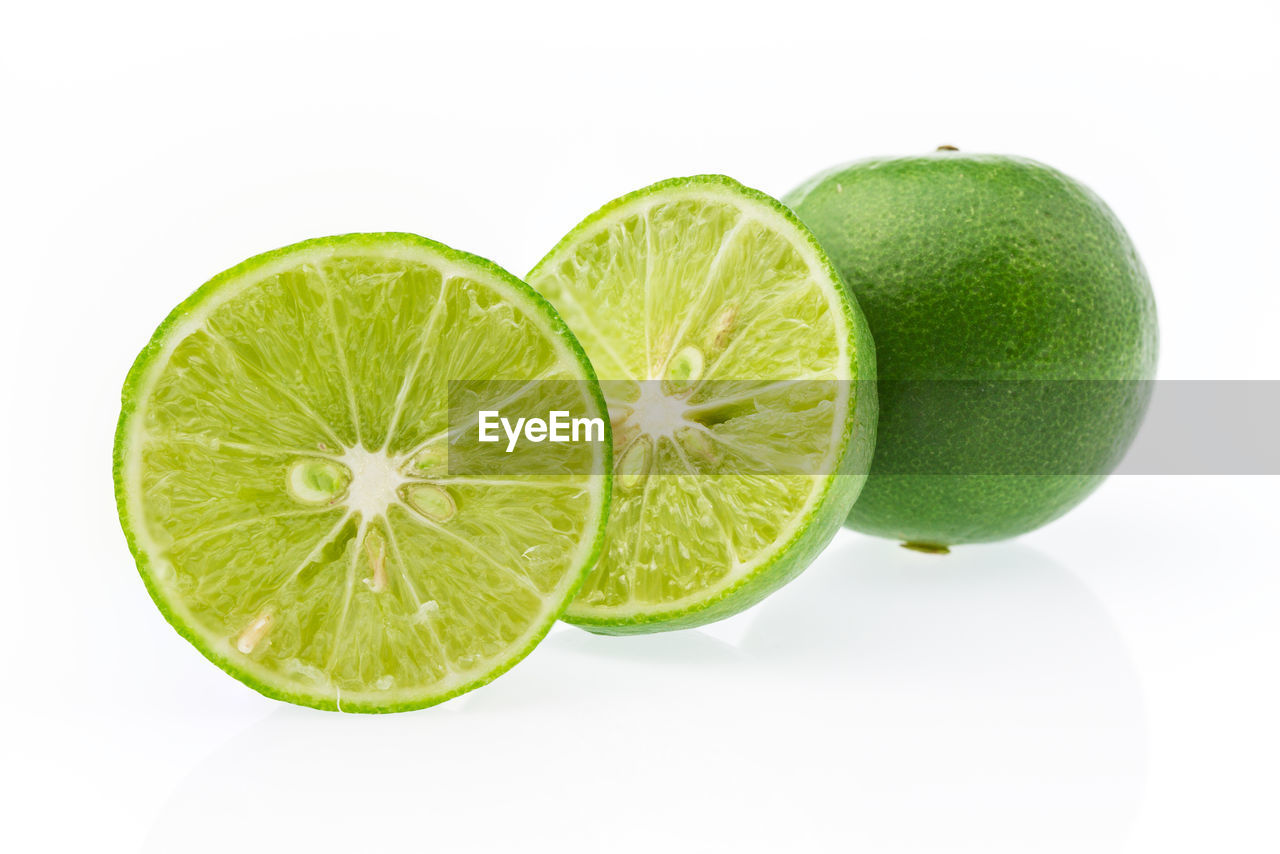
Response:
[2,2,1277,851]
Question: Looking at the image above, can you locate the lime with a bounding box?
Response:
[527,176,877,633]
[786,150,1158,548]
[114,233,611,712]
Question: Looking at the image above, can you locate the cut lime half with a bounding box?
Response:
[527,176,877,633]
[114,234,611,712]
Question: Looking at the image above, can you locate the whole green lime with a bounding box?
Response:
[785,150,1158,550]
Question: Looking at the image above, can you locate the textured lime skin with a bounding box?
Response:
[528,176,877,631]
[785,153,1158,546]
[114,233,611,712]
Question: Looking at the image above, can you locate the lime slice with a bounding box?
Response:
[114,234,611,711]
[527,176,877,632]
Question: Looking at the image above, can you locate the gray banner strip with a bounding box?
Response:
[442,380,1280,475]
[1117,381,1280,474]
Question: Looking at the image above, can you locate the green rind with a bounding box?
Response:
[114,232,612,712]
[786,152,1158,546]
[528,175,878,633]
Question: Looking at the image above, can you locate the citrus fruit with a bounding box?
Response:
[786,150,1158,549]
[526,175,877,633]
[114,233,611,711]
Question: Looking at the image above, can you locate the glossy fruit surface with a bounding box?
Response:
[786,152,1157,548]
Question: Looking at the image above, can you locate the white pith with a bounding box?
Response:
[337,445,408,520]
[621,381,701,440]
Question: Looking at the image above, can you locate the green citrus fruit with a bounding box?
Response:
[786,150,1158,550]
[114,233,611,711]
[526,175,877,633]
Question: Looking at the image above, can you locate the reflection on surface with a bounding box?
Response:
[741,536,1146,852]
[146,534,1144,854]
